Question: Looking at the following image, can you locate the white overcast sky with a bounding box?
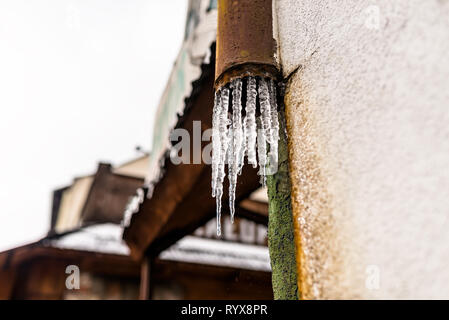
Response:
[0,0,188,251]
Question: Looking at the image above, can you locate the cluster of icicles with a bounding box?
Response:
[211,76,279,236]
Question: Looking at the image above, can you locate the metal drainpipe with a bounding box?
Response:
[215,0,300,299]
[215,0,279,89]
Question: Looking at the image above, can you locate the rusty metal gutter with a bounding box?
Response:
[215,0,279,89]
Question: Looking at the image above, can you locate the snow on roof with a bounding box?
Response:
[49,224,271,272]
[49,223,130,256]
[159,235,271,272]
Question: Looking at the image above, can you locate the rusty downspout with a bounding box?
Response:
[215,0,299,300]
[215,0,279,89]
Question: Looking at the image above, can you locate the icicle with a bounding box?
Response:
[258,78,274,145]
[242,116,248,172]
[244,76,258,168]
[257,117,267,186]
[228,79,243,223]
[211,90,222,198]
[234,80,245,176]
[226,113,234,224]
[212,76,280,235]
[268,79,279,167]
[215,87,230,236]
[258,78,273,186]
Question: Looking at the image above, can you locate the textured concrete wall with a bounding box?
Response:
[276,0,449,299]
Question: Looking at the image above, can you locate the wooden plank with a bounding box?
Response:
[0,270,16,299]
[239,199,269,216]
[139,256,151,300]
[237,199,269,225]
[2,246,140,278]
[13,258,67,300]
[152,259,273,300]
[82,163,144,224]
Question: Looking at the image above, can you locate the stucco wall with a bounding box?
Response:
[275,0,449,299]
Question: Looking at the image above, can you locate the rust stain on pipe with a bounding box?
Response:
[215,0,279,88]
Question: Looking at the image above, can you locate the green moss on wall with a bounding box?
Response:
[267,110,299,300]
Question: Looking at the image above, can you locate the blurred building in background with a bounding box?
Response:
[0,154,272,299]
[0,158,147,300]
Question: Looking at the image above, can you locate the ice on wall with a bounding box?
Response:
[212,77,280,235]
